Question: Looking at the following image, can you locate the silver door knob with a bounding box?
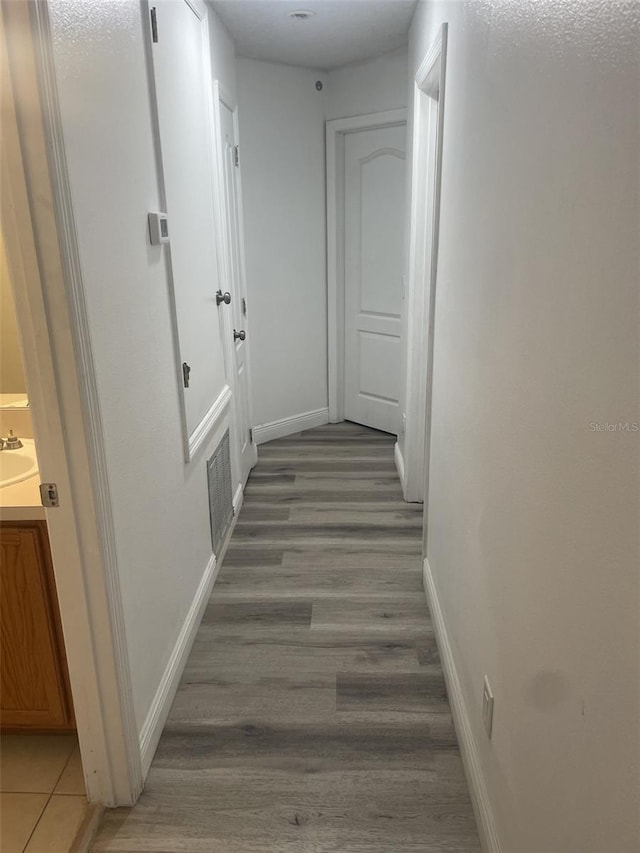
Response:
[216,290,231,306]
[233,329,246,342]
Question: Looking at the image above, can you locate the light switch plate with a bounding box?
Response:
[148,211,169,245]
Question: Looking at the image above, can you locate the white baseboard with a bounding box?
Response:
[422,558,502,853]
[252,407,329,445]
[139,552,219,777]
[394,441,406,494]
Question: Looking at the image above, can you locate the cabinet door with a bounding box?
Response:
[1,523,72,729]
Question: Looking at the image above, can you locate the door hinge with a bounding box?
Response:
[234,145,239,167]
[40,483,60,508]
[249,427,254,443]
[182,361,191,388]
[242,297,247,316]
[150,7,158,43]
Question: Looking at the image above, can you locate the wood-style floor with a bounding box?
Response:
[93,423,480,852]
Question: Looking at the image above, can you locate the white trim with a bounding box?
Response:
[209,79,239,485]
[394,441,406,493]
[423,558,502,853]
[232,482,244,516]
[188,384,232,460]
[328,109,408,136]
[326,109,408,424]
[402,24,448,505]
[253,408,329,445]
[216,81,236,111]
[185,0,207,19]
[230,105,258,475]
[139,552,219,776]
[210,79,258,488]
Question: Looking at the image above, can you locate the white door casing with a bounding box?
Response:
[215,89,257,488]
[402,24,448,507]
[343,124,406,434]
[148,0,229,461]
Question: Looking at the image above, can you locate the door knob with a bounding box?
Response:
[233,329,246,342]
[216,290,231,306]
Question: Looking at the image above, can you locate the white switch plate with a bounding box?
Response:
[482,676,494,739]
[148,211,169,245]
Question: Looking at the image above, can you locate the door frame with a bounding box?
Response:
[1,1,142,805]
[402,24,448,505]
[210,80,257,507]
[326,108,408,424]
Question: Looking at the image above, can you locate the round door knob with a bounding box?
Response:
[233,329,246,342]
[216,290,231,306]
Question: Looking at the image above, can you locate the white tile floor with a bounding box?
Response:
[0,734,90,853]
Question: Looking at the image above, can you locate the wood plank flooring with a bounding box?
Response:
[93,423,480,852]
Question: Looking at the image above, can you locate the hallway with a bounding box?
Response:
[93,424,480,851]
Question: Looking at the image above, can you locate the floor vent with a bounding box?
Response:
[207,429,233,556]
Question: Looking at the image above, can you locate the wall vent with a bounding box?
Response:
[207,429,233,556]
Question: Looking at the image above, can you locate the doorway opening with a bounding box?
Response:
[400,24,448,506]
[1,216,91,850]
[1,0,143,822]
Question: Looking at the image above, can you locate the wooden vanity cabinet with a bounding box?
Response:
[0,521,75,731]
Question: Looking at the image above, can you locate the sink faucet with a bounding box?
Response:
[1,430,23,450]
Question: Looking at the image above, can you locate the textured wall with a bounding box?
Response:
[237,59,329,427]
[408,1,640,850]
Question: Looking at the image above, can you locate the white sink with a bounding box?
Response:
[0,439,38,488]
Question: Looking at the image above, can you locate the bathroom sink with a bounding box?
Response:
[0,439,38,488]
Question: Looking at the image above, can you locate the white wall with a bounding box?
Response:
[408,2,639,851]
[208,7,237,102]
[237,59,328,428]
[325,48,408,120]
[48,0,237,740]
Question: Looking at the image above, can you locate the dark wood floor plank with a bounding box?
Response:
[92,423,480,852]
[214,565,425,597]
[222,547,285,566]
[203,600,312,627]
[336,672,450,713]
[94,764,480,853]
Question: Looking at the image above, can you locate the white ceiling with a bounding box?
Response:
[210,0,418,71]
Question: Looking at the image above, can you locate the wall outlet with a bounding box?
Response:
[482,676,494,739]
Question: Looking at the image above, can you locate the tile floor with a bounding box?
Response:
[0,734,89,853]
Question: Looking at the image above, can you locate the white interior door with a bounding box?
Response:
[219,100,256,484]
[149,1,227,452]
[344,123,406,434]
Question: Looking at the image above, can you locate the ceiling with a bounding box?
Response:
[210,0,418,71]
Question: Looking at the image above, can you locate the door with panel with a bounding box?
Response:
[148,0,228,456]
[218,100,257,485]
[344,123,406,434]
